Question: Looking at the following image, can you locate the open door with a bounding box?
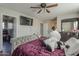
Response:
[2,15,15,55]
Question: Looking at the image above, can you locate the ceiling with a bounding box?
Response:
[0,3,79,20]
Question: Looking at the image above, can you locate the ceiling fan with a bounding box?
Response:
[30,3,58,14]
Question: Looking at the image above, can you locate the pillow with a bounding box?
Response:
[64,37,79,56]
[43,37,58,51]
[65,37,77,47]
[30,33,39,41]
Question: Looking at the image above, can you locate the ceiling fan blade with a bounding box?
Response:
[46,9,50,13]
[37,9,42,14]
[30,7,41,8]
[46,4,58,8]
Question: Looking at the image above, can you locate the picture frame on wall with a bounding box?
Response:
[20,16,33,26]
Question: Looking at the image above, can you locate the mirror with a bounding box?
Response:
[61,18,79,32]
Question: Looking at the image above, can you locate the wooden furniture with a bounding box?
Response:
[60,32,79,42]
[61,18,79,42]
[61,18,79,32]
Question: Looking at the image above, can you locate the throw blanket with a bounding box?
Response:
[12,37,65,56]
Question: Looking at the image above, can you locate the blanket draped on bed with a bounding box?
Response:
[12,37,65,56]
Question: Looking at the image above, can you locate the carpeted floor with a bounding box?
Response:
[0,42,12,56]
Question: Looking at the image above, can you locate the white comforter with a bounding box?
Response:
[43,37,58,51]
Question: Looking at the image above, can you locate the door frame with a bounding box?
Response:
[40,23,43,36]
[2,15,16,39]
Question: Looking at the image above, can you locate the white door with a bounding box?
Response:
[40,23,43,36]
[43,23,49,37]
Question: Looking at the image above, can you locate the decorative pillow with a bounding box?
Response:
[64,37,79,55]
[30,33,39,41]
[43,37,58,51]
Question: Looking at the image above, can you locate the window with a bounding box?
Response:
[2,22,5,29]
[73,21,78,30]
[8,23,13,29]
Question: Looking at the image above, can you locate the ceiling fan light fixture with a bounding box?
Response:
[40,3,46,8]
[30,3,58,14]
[46,9,50,13]
[37,9,42,14]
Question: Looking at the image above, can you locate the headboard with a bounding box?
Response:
[11,34,39,53]
[60,32,78,42]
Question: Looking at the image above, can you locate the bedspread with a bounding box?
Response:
[12,38,65,56]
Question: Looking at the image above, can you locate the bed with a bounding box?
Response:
[11,33,79,56]
[11,35,65,56]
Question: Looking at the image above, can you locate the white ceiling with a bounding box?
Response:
[0,3,79,20]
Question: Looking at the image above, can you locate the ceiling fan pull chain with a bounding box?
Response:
[44,8,46,13]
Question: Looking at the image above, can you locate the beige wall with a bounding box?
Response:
[48,17,57,30]
[42,18,57,37]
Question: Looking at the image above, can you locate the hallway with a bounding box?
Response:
[3,42,12,56]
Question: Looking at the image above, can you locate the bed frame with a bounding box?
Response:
[11,34,39,53]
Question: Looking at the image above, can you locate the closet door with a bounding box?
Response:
[40,23,43,36]
[43,23,49,37]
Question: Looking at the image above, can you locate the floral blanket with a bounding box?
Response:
[12,37,65,56]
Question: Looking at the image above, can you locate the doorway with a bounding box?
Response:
[40,23,43,36]
[2,15,15,55]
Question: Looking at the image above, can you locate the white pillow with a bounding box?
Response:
[44,37,58,51]
[30,34,39,41]
[65,37,76,47]
[64,37,79,56]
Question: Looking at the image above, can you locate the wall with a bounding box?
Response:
[0,7,42,51]
[43,23,49,37]
[48,18,57,30]
[0,13,3,51]
[17,17,41,37]
[57,13,79,32]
